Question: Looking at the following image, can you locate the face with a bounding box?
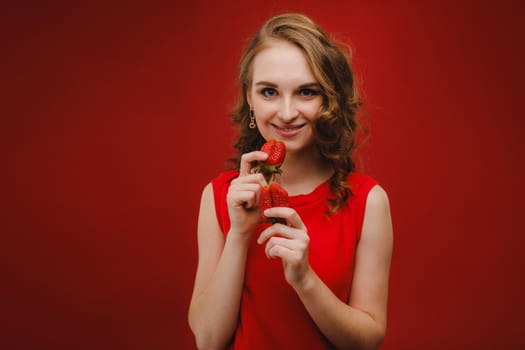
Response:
[247,39,323,155]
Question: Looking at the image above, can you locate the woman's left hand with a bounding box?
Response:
[257,207,311,288]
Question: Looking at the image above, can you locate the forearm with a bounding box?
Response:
[189,232,250,349]
[294,270,386,350]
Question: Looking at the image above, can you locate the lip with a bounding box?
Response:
[273,124,305,138]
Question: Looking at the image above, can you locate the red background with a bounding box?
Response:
[2,1,524,349]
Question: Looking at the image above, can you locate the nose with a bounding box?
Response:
[277,96,298,122]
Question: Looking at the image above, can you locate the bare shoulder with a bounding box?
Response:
[361,184,393,240]
[200,182,214,208]
[366,184,391,211]
[198,182,221,235]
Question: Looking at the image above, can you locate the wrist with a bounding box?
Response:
[291,267,317,295]
[226,229,254,245]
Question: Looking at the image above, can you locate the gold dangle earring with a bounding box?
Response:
[249,109,256,129]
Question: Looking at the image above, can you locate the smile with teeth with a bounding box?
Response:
[274,124,304,131]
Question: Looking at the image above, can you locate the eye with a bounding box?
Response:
[261,87,277,97]
[299,88,320,97]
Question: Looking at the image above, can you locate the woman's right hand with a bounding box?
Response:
[227,151,268,237]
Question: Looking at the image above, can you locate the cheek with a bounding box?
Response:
[305,100,323,120]
[253,101,275,118]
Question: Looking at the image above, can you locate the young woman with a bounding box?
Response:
[188,13,393,350]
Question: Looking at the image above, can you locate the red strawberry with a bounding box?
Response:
[258,139,286,182]
[261,139,286,167]
[259,183,289,224]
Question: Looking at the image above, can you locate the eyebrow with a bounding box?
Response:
[255,81,321,89]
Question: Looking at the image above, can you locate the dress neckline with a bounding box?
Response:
[288,178,331,206]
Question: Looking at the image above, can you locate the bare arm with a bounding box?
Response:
[188,152,268,349]
[187,183,250,349]
[258,185,393,349]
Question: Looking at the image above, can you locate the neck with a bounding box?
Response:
[276,146,333,196]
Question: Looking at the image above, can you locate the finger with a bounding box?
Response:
[264,236,295,258]
[257,223,305,244]
[267,243,293,259]
[229,182,261,194]
[229,175,266,209]
[228,180,263,206]
[229,190,259,209]
[231,173,266,187]
[262,207,307,230]
[239,151,268,177]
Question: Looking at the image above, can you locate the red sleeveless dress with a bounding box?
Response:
[211,171,377,349]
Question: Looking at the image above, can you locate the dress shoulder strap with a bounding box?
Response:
[211,171,238,234]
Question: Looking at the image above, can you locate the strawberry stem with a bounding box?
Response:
[268,217,286,225]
